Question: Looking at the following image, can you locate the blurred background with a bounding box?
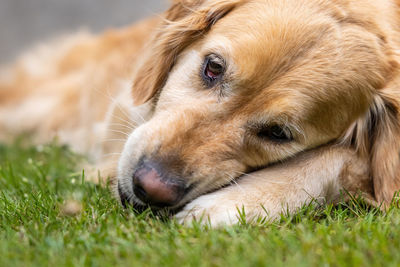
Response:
[0,0,167,64]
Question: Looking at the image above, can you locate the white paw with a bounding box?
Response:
[175,192,242,227]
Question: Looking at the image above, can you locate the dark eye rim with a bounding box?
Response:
[201,54,226,87]
[256,124,293,143]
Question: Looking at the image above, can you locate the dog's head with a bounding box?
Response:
[117,0,400,209]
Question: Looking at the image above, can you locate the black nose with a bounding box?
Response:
[132,160,186,207]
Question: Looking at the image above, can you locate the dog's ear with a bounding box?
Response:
[369,87,400,204]
[131,0,242,105]
[344,76,400,205]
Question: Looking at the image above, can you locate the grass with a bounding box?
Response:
[1,141,400,266]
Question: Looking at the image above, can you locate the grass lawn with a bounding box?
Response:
[1,141,400,267]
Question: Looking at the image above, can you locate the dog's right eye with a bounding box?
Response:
[257,125,293,143]
[202,54,225,87]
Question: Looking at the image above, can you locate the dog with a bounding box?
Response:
[1,0,400,226]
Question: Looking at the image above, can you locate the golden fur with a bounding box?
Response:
[1,0,400,226]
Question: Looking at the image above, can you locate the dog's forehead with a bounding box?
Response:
[198,0,384,115]
[204,0,339,83]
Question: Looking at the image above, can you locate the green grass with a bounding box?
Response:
[1,141,400,266]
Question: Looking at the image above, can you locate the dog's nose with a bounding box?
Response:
[132,161,185,207]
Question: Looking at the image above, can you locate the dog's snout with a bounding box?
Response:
[132,161,185,207]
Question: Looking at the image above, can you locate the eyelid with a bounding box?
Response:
[257,125,293,142]
[208,54,225,66]
[248,120,302,140]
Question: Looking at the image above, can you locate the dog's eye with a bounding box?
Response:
[257,125,293,143]
[202,54,225,86]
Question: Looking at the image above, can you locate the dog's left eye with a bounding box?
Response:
[202,54,225,86]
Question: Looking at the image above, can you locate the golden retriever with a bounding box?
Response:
[1,0,400,226]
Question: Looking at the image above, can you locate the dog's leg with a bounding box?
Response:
[176,146,372,227]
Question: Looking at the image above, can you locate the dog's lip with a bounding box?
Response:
[119,170,255,214]
[124,174,250,214]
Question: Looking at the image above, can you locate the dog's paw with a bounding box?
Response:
[175,192,244,227]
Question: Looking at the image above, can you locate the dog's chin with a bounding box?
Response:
[121,189,204,216]
[120,189,187,214]
[127,200,185,216]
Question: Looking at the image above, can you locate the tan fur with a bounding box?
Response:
[131,0,245,105]
[0,18,158,156]
[176,146,373,226]
[1,0,400,226]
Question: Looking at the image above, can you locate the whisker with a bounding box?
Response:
[230,178,246,194]
[101,152,122,158]
[225,173,246,194]
[107,123,135,131]
[104,89,147,125]
[106,129,130,137]
[109,113,137,128]
[129,106,147,124]
[101,139,127,143]
[91,87,145,126]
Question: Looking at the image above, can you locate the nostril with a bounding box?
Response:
[133,184,148,203]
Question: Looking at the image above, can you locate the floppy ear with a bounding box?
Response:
[131,0,242,105]
[370,86,400,204]
[346,75,400,204]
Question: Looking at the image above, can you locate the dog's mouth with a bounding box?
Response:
[117,171,244,215]
[117,152,299,214]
